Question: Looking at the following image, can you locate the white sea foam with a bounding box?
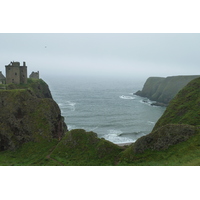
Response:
[103,129,135,144]
[66,101,76,107]
[139,98,156,106]
[61,101,76,111]
[119,95,135,100]
[60,109,64,114]
[147,121,155,125]
[90,126,99,131]
[67,125,77,130]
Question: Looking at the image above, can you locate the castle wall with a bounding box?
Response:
[20,66,27,84]
[6,65,21,84]
[5,61,27,84]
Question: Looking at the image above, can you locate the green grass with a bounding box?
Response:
[119,127,200,166]
[1,128,200,166]
[50,129,123,166]
[0,129,123,166]
[153,77,200,130]
[0,139,58,166]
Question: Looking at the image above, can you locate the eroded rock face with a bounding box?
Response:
[0,80,67,151]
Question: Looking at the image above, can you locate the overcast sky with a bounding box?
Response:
[0,33,200,80]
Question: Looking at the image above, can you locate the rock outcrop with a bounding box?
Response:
[135,75,200,106]
[132,124,197,153]
[0,79,67,151]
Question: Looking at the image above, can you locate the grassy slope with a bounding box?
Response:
[0,139,59,166]
[0,129,123,166]
[1,128,200,166]
[153,77,200,130]
[120,77,200,165]
[119,127,200,166]
[50,129,123,166]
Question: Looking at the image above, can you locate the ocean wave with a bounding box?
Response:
[103,129,136,144]
[119,95,135,100]
[58,101,76,111]
[147,121,155,125]
[139,98,156,106]
[67,125,77,130]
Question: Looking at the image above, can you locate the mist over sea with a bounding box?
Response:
[46,76,165,144]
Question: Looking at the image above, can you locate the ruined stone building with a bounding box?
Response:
[5,61,27,84]
[29,71,39,79]
[0,72,6,84]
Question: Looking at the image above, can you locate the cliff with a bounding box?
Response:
[135,75,200,106]
[0,79,67,151]
[120,77,200,164]
[153,76,200,130]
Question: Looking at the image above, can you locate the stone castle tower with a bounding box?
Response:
[5,61,27,84]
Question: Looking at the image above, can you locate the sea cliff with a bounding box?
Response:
[135,75,200,106]
[120,77,200,165]
[0,79,67,151]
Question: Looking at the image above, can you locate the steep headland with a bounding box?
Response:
[135,75,200,106]
[120,77,200,165]
[0,79,67,151]
[152,76,200,130]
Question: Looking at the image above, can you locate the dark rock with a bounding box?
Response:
[151,102,168,107]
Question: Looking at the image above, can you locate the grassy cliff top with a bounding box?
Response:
[153,77,200,130]
[0,78,52,99]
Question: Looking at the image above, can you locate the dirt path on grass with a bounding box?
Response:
[46,145,64,166]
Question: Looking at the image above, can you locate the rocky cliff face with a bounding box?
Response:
[0,79,67,151]
[135,75,200,106]
[127,77,200,154]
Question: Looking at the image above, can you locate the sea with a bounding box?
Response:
[45,75,166,144]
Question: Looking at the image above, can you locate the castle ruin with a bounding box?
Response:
[5,61,27,84]
[0,61,39,85]
[29,71,39,79]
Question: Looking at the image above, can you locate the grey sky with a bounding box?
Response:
[0,33,200,80]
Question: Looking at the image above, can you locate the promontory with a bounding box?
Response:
[135,75,200,106]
